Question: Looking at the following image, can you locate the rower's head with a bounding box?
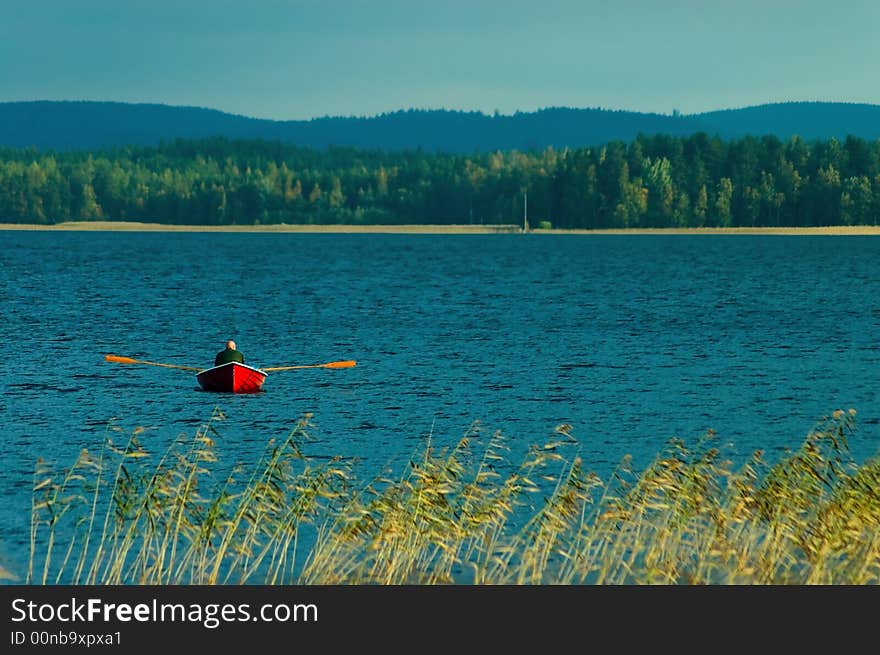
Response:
[226,340,237,351]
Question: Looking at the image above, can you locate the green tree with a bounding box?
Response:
[308,182,322,204]
[693,184,707,227]
[713,178,733,228]
[840,176,872,225]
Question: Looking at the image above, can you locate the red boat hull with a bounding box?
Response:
[196,362,267,393]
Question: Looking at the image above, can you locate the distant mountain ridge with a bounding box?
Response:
[1,100,878,153]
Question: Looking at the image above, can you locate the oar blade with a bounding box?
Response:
[105,354,138,364]
[324,360,356,368]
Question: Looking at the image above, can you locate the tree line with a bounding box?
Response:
[0,132,878,228]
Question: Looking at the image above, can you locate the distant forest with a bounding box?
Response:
[1,133,878,228]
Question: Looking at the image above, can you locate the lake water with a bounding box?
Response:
[2,231,880,575]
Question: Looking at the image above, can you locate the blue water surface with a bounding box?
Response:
[2,231,879,575]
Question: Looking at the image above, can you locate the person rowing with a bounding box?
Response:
[214,339,245,366]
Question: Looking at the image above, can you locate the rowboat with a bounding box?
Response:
[105,354,354,392]
[196,362,267,393]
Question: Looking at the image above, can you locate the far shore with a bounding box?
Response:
[2,221,880,235]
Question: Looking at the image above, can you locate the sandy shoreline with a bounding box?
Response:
[2,221,880,235]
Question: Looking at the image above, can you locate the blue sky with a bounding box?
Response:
[1,0,877,120]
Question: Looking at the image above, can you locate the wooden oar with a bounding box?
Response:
[262,360,356,372]
[104,354,204,372]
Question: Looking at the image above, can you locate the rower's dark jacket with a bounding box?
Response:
[214,348,245,366]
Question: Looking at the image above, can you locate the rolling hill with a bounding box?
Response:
[1,100,878,153]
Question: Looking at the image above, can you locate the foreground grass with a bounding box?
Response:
[26,408,880,584]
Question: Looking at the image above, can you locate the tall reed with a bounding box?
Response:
[25,408,879,584]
